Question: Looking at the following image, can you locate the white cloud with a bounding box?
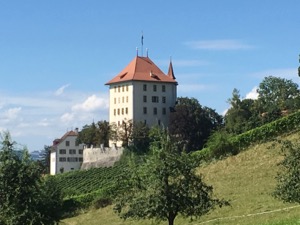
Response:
[72,94,109,112]
[185,39,254,50]
[37,118,50,127]
[60,112,74,124]
[0,90,109,150]
[245,86,259,100]
[4,107,22,120]
[55,84,70,96]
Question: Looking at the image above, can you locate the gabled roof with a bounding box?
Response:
[105,56,177,85]
[52,130,78,147]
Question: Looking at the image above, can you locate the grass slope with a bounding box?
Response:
[60,133,300,225]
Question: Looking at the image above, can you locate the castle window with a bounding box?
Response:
[67,157,78,162]
[152,96,159,103]
[79,149,83,154]
[114,109,116,116]
[162,96,166,103]
[122,85,124,92]
[153,85,157,92]
[122,108,124,115]
[66,141,70,147]
[153,107,157,115]
[118,86,120,92]
[69,149,76,154]
[59,157,66,162]
[143,84,147,91]
[79,157,83,162]
[143,107,147,114]
[158,120,161,125]
[117,108,120,115]
[143,95,147,102]
[162,85,166,92]
[114,86,117,92]
[126,85,129,91]
[59,149,66,154]
[162,108,166,115]
[125,107,128,114]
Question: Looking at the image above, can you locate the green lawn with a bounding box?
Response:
[60,133,300,225]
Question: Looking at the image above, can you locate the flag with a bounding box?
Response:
[141,33,144,45]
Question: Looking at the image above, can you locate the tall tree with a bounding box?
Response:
[114,129,227,225]
[0,132,63,225]
[96,120,110,147]
[225,89,259,134]
[169,97,223,152]
[40,145,51,174]
[77,120,110,147]
[257,76,300,114]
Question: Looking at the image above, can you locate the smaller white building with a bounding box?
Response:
[50,130,84,175]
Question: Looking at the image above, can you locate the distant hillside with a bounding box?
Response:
[61,132,300,225]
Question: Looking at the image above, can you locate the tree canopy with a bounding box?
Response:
[169,97,223,152]
[76,120,110,147]
[0,132,63,225]
[257,76,300,113]
[114,129,227,225]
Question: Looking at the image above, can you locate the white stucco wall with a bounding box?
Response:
[50,135,84,175]
[108,81,177,146]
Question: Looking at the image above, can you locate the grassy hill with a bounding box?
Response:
[60,132,300,225]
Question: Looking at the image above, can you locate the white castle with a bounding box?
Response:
[50,54,177,174]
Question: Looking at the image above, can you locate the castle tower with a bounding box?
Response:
[105,55,177,145]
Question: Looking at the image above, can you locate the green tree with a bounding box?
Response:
[257,76,300,116]
[205,129,238,159]
[0,132,63,225]
[77,120,110,147]
[169,97,223,151]
[114,130,227,225]
[96,120,110,147]
[131,121,150,153]
[40,145,51,174]
[225,89,260,134]
[274,140,300,203]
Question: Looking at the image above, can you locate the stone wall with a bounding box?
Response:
[81,145,123,170]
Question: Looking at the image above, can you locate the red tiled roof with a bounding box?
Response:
[52,130,78,147]
[105,56,177,85]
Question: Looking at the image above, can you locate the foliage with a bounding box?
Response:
[225,89,260,134]
[274,140,300,203]
[114,130,227,225]
[39,145,51,174]
[76,121,110,147]
[231,110,300,150]
[257,76,300,115]
[169,97,223,152]
[205,129,238,159]
[0,132,63,225]
[193,110,300,161]
[55,166,122,197]
[131,121,150,152]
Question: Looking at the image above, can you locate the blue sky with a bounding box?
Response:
[0,0,299,151]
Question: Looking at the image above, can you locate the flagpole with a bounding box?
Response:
[141,31,144,57]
